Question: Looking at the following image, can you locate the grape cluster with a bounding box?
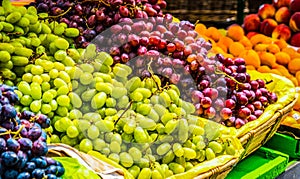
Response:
[91,17,209,94]
[0,0,80,85]
[0,84,65,179]
[43,48,239,178]
[29,0,167,48]
[89,17,278,128]
[191,55,278,128]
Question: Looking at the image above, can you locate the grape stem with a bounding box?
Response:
[39,7,72,20]
[214,70,242,85]
[114,101,133,125]
[6,32,22,36]
[29,52,46,64]
[147,60,163,91]
[12,125,25,139]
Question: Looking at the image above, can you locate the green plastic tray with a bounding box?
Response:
[264,133,300,159]
[226,147,289,179]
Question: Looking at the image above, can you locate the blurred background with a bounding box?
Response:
[164,0,272,27]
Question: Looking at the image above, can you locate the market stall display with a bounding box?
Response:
[0,0,300,178]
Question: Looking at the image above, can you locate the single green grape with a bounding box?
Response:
[31,75,43,84]
[93,138,107,151]
[109,141,121,154]
[87,125,100,140]
[79,139,93,153]
[30,100,42,113]
[22,73,33,83]
[20,95,33,106]
[41,104,52,114]
[56,95,70,107]
[66,125,79,138]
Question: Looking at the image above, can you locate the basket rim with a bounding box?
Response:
[237,95,298,159]
[194,158,239,179]
[239,95,298,141]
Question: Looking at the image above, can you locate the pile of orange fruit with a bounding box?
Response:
[195,23,300,127]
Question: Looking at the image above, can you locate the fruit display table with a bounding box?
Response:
[0,0,300,178]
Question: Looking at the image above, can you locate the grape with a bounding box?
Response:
[120,152,134,168]
[87,125,100,140]
[56,95,70,107]
[1,151,19,167]
[156,143,172,156]
[134,127,149,143]
[66,125,79,138]
[29,100,42,113]
[168,163,185,174]
[91,92,107,109]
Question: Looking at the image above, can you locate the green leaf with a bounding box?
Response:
[53,157,100,179]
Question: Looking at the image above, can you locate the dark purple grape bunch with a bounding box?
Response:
[0,84,18,121]
[1,156,65,179]
[0,85,65,178]
[29,0,168,48]
[19,111,51,129]
[192,55,278,128]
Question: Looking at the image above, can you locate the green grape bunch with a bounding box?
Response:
[47,44,238,178]
[0,0,80,86]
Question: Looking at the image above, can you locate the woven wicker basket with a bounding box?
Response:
[238,95,298,160]
[48,143,241,179]
[194,158,239,179]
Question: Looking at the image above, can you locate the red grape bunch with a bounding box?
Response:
[89,16,278,128]
[29,0,167,48]
[0,84,65,179]
[192,55,278,128]
[89,17,212,98]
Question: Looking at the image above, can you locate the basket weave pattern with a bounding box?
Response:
[239,95,298,160]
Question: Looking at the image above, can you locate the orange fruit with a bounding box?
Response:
[227,24,245,41]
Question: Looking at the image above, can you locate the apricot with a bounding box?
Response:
[275,51,291,65]
[239,49,261,68]
[257,65,271,73]
[195,23,207,35]
[205,27,222,42]
[218,36,234,48]
[210,46,226,55]
[274,39,288,49]
[239,36,253,49]
[229,42,245,57]
[272,64,292,77]
[288,58,300,74]
[267,44,280,54]
[254,44,268,52]
[246,65,256,70]
[250,34,272,46]
[259,51,277,67]
[282,47,300,59]
[227,24,245,41]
